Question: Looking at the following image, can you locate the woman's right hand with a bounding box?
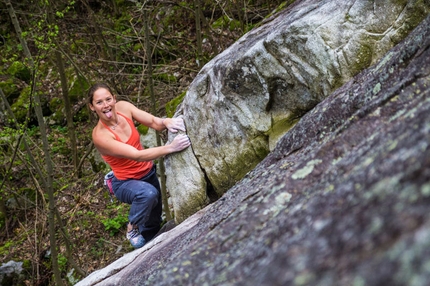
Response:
[170,134,191,152]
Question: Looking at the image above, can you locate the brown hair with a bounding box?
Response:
[87,83,115,106]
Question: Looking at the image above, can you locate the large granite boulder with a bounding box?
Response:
[76,12,430,286]
[165,0,430,223]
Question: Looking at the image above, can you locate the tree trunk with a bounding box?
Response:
[81,0,117,88]
[5,1,64,285]
[45,3,87,276]
[52,32,78,174]
[32,80,64,286]
[194,0,203,67]
[48,11,79,174]
[199,7,219,55]
[0,88,8,231]
[5,0,33,66]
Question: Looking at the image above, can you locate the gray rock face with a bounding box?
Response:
[0,261,23,285]
[76,12,430,286]
[166,0,430,223]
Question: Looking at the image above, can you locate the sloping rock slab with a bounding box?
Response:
[74,209,206,286]
[78,14,430,286]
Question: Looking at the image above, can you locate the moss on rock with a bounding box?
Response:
[10,86,31,124]
[166,91,186,118]
[6,61,31,83]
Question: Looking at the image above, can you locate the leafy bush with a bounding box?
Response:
[101,205,129,236]
[57,254,68,272]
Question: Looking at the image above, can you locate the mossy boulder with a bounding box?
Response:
[165,0,430,223]
[0,76,23,105]
[48,97,65,125]
[10,86,31,124]
[6,61,31,83]
[69,76,90,104]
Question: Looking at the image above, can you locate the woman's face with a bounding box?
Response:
[89,88,116,119]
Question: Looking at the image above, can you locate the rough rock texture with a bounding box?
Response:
[166,0,430,223]
[77,13,430,286]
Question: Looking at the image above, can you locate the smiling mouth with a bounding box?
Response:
[103,109,113,118]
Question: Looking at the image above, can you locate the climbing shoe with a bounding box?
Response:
[126,228,146,249]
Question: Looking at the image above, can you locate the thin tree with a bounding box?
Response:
[81,0,119,89]
[143,7,172,221]
[5,0,64,284]
[194,0,203,67]
[197,3,219,56]
[46,3,79,175]
[0,87,49,281]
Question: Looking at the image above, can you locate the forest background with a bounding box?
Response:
[0,0,289,285]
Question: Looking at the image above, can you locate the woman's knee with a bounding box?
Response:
[135,186,158,203]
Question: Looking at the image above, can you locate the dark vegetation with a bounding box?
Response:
[0,0,289,285]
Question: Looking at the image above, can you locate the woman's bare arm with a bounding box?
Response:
[115,101,186,132]
[93,128,190,161]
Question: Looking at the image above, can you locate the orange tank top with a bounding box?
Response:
[100,112,153,180]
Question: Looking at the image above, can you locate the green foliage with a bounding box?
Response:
[212,15,241,31]
[101,204,129,236]
[49,97,63,110]
[52,137,68,154]
[90,238,105,258]
[133,43,143,52]
[49,97,64,123]
[273,1,296,14]
[166,91,186,118]
[26,126,40,137]
[88,154,109,173]
[6,61,31,83]
[154,73,177,83]
[154,5,182,35]
[74,106,91,123]
[57,254,68,272]
[48,126,70,155]
[69,75,90,104]
[0,213,5,232]
[72,210,95,229]
[22,259,31,270]
[0,126,22,145]
[20,187,37,203]
[31,20,58,51]
[114,14,132,32]
[0,240,14,257]
[10,86,31,124]
[70,39,84,53]
[0,34,18,64]
[0,77,22,104]
[137,124,149,135]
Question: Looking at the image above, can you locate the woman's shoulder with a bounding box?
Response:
[115,101,135,117]
[91,122,103,136]
[115,100,135,109]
